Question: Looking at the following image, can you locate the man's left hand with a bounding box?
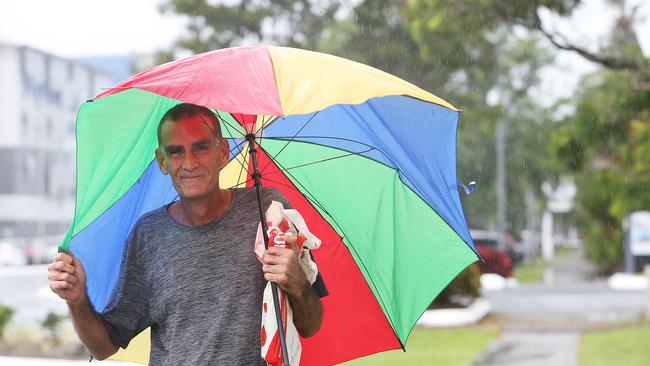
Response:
[261,246,310,296]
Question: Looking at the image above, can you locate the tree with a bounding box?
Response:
[159,0,560,237]
[550,6,650,271]
[406,0,650,87]
[160,0,343,57]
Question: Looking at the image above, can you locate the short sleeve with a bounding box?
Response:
[309,251,328,297]
[311,271,328,298]
[262,186,291,209]
[99,227,151,349]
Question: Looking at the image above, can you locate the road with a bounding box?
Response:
[485,281,645,330]
[474,248,647,366]
[1,249,647,366]
[0,265,68,325]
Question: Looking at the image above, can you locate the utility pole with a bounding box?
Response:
[495,120,507,248]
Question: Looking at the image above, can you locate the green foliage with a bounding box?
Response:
[551,67,650,272]
[41,311,66,345]
[158,0,650,270]
[432,264,481,306]
[0,303,15,340]
[160,0,342,55]
[405,0,578,80]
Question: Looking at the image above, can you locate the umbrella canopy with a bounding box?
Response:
[60,46,479,365]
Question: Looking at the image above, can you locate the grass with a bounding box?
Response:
[340,327,498,366]
[555,246,577,257]
[579,324,650,366]
[513,257,548,283]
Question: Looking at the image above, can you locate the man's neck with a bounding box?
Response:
[170,189,233,227]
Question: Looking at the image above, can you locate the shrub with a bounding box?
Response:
[0,303,15,340]
[431,264,481,307]
[582,219,623,274]
[41,312,66,345]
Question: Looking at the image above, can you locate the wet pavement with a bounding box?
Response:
[473,331,579,366]
[0,264,68,325]
[473,247,646,366]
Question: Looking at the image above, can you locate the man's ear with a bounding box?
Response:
[219,138,229,162]
[155,148,168,175]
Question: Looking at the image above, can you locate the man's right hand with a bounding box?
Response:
[48,252,87,305]
[48,252,118,360]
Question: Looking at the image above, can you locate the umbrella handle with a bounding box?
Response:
[247,134,291,366]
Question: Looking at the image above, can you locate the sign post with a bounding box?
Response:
[625,211,650,273]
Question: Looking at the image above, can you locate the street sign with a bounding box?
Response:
[630,211,650,256]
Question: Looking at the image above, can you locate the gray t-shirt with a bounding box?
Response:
[100,187,326,365]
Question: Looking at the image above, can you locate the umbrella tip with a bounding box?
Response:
[457,181,476,195]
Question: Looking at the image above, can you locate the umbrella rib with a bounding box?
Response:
[235,175,330,216]
[261,136,450,248]
[213,111,251,186]
[266,157,348,239]
[264,136,442,233]
[261,135,401,177]
[255,115,278,136]
[236,144,250,188]
[261,177,330,216]
[213,110,247,138]
[267,156,402,344]
[259,111,320,173]
[229,139,247,155]
[339,239,404,348]
[263,148,376,175]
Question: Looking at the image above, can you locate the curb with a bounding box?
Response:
[416,298,491,328]
[608,272,648,291]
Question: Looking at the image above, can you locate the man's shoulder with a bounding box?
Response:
[233,187,287,202]
[261,186,288,203]
[127,206,169,240]
[135,205,168,227]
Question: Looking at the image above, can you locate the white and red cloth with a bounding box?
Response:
[254,201,321,366]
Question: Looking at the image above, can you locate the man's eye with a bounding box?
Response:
[168,149,182,156]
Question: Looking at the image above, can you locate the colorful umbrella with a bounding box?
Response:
[60,46,479,365]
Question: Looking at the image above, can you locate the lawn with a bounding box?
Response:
[340,327,498,366]
[579,324,650,366]
[513,257,548,283]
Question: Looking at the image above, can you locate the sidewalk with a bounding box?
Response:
[473,331,579,366]
[473,247,630,366]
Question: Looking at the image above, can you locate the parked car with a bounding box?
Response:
[470,230,516,278]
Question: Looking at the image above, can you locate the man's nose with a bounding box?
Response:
[182,151,199,169]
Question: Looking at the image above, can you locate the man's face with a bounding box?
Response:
[155,114,229,201]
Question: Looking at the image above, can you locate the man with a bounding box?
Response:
[48,103,326,365]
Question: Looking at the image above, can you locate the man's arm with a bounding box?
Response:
[261,246,323,337]
[285,279,323,338]
[48,253,119,360]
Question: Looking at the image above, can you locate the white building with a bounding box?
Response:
[0,43,113,242]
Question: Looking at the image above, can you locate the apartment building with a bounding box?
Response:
[0,43,112,241]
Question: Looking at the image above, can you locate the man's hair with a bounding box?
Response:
[157,103,223,146]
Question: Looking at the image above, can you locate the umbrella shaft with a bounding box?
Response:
[246,134,291,366]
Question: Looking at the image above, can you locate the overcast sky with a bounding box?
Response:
[0,0,183,57]
[1,0,649,105]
